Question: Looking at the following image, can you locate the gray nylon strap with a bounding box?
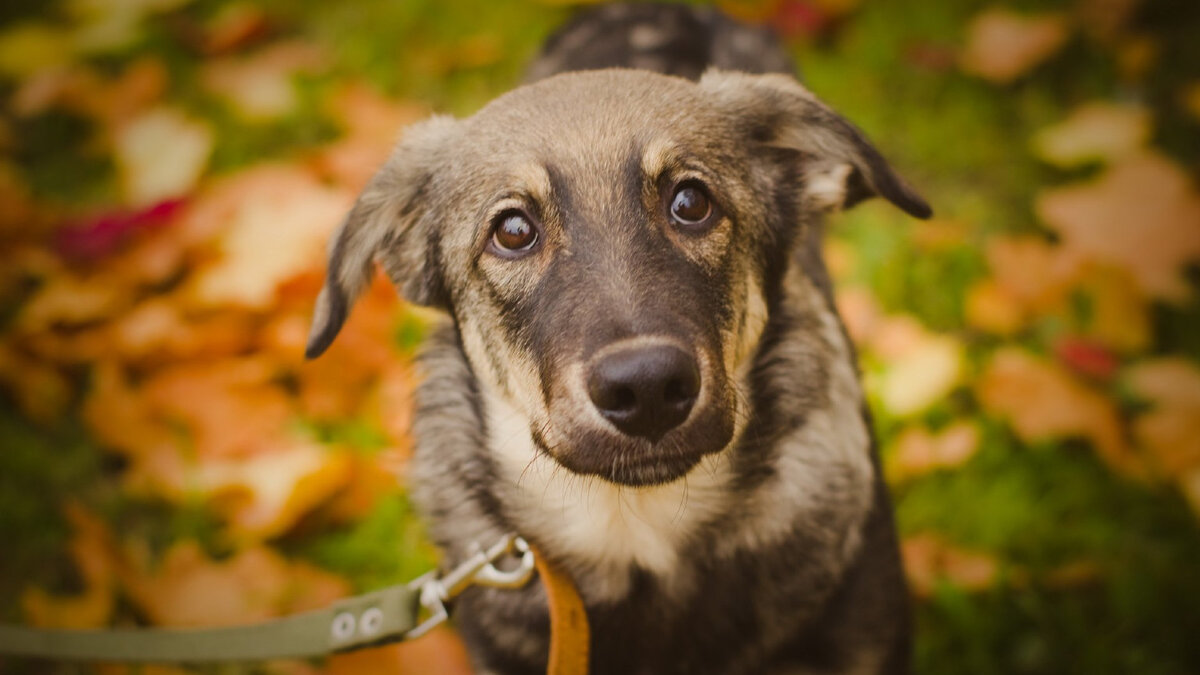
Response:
[0,582,419,663]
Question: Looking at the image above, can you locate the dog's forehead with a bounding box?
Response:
[461,70,721,168]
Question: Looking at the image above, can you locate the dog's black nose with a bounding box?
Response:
[587,344,700,442]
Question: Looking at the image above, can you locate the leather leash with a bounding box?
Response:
[533,548,590,674]
[0,533,591,674]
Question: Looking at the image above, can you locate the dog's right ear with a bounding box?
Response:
[306,116,459,359]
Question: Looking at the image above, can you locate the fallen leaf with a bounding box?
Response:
[325,627,473,675]
[115,107,214,208]
[21,504,117,629]
[964,279,1024,336]
[984,235,1079,315]
[316,84,428,191]
[1032,102,1151,167]
[1036,152,1200,303]
[1125,358,1200,475]
[83,360,180,460]
[0,343,71,423]
[1054,336,1119,380]
[120,542,348,627]
[978,348,1136,473]
[875,328,964,418]
[1075,263,1151,354]
[141,357,293,459]
[55,198,185,262]
[960,9,1069,84]
[901,533,999,598]
[201,41,326,119]
[889,421,980,481]
[184,165,351,309]
[197,440,353,539]
[199,2,272,54]
[18,274,130,330]
[833,286,881,347]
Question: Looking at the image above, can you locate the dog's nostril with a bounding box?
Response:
[663,374,699,406]
[612,386,637,412]
[586,344,701,442]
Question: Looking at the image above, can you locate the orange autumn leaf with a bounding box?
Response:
[901,533,999,598]
[141,357,293,459]
[21,504,118,629]
[325,626,474,675]
[984,235,1079,315]
[316,83,429,191]
[17,273,131,330]
[888,421,980,482]
[1125,358,1200,476]
[978,348,1136,473]
[0,342,71,423]
[1036,152,1200,303]
[960,9,1069,84]
[197,440,354,539]
[120,542,348,627]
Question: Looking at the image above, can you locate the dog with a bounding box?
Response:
[306,4,930,673]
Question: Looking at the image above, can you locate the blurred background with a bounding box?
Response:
[1,0,1198,673]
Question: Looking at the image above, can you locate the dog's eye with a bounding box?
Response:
[490,211,539,254]
[669,181,713,226]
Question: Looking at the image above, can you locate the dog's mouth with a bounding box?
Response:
[536,341,736,487]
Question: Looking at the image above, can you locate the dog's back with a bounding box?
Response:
[526,3,794,82]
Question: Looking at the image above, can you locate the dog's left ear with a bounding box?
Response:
[306,116,460,359]
[700,70,932,219]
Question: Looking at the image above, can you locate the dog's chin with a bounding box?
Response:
[538,415,735,487]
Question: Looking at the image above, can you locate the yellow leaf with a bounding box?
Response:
[964,279,1024,336]
[1076,264,1150,353]
[1032,101,1151,168]
[876,330,963,418]
[116,107,213,207]
[960,9,1069,84]
[1036,152,1200,303]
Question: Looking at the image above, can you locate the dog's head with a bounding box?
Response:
[306,70,929,487]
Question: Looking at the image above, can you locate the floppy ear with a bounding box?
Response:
[306,116,460,359]
[699,70,932,219]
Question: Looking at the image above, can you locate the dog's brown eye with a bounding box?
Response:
[669,182,712,225]
[491,212,539,253]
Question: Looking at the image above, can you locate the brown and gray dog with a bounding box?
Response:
[306,4,930,674]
